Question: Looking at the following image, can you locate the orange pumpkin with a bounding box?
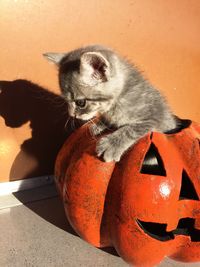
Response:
[55,120,200,266]
[55,124,115,247]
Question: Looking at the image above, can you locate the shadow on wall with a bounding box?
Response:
[0,80,119,256]
[0,79,82,181]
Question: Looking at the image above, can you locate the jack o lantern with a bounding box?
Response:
[55,120,200,266]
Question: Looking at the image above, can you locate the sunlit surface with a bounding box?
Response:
[159,182,171,199]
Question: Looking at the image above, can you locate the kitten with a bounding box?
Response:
[44,45,177,162]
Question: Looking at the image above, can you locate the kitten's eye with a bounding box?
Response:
[75,99,86,108]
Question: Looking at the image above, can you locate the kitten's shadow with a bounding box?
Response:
[0,79,79,228]
[0,79,77,180]
[0,79,118,256]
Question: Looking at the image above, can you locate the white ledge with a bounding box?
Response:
[0,175,54,196]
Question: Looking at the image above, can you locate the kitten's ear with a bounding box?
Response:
[80,52,110,84]
[43,52,66,65]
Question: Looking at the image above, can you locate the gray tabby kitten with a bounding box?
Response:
[44,45,177,162]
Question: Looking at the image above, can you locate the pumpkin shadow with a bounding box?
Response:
[100,247,119,257]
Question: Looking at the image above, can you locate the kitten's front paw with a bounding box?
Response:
[96,136,123,162]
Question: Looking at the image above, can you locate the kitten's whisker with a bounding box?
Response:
[98,119,113,131]
[88,118,98,141]
[71,117,76,131]
[49,97,67,105]
[53,101,67,108]
[64,117,71,130]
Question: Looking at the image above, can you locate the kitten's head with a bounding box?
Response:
[43,45,125,120]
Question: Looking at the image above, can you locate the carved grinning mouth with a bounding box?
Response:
[136,218,200,242]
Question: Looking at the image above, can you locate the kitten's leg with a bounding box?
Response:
[96,124,152,162]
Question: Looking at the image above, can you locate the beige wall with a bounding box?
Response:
[0,0,200,181]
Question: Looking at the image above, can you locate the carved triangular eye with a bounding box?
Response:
[179,170,199,200]
[140,143,166,176]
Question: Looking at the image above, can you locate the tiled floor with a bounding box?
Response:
[0,184,199,267]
